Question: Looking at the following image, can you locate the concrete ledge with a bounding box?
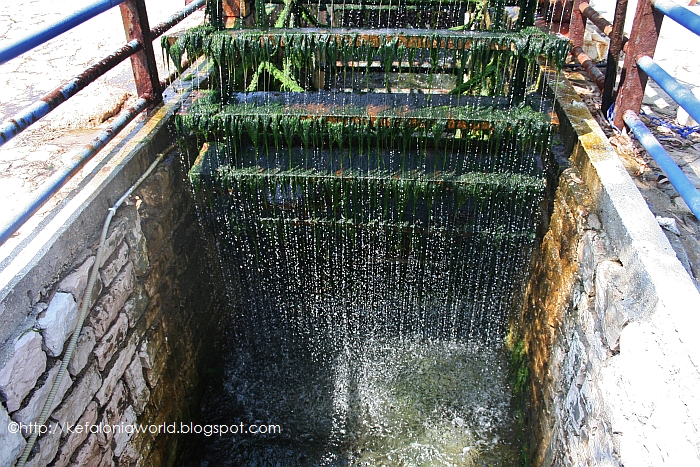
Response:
[548,69,700,466]
[0,61,210,350]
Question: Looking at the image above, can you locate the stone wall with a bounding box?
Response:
[514,166,622,466]
[512,69,700,467]
[0,150,226,467]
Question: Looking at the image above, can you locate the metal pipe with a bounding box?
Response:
[579,2,614,35]
[0,97,152,247]
[571,46,606,90]
[14,146,171,467]
[602,0,629,111]
[624,110,700,219]
[0,39,142,148]
[637,55,700,125]
[150,0,206,39]
[652,0,700,36]
[0,0,126,66]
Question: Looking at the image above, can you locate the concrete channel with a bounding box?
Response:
[0,56,699,467]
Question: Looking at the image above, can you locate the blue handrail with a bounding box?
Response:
[0,97,152,246]
[637,55,700,126]
[624,111,700,219]
[0,0,126,66]
[651,0,700,36]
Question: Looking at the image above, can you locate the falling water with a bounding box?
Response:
[168,1,569,464]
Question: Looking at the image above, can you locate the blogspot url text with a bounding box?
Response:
[8,421,282,437]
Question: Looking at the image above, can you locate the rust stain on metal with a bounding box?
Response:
[120,0,162,103]
[569,0,588,49]
[572,46,606,90]
[579,3,614,36]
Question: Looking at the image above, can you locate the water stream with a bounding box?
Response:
[171,3,566,463]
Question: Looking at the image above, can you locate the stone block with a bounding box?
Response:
[38,292,79,357]
[0,331,46,412]
[143,294,164,330]
[138,328,165,372]
[52,364,101,427]
[137,168,171,209]
[53,401,98,467]
[99,218,129,269]
[113,405,138,457]
[123,284,149,329]
[123,205,149,277]
[144,258,169,298]
[124,354,150,415]
[89,262,135,339]
[71,434,102,467]
[139,329,169,389]
[100,242,130,288]
[143,347,169,389]
[13,361,73,426]
[0,404,26,467]
[68,326,96,376]
[594,261,630,351]
[58,256,95,303]
[565,331,587,389]
[25,428,61,467]
[101,445,115,467]
[95,333,139,406]
[578,231,615,297]
[98,381,127,447]
[576,295,605,366]
[94,314,129,371]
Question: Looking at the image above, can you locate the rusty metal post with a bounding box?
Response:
[602,0,628,111]
[612,0,663,128]
[569,0,588,49]
[120,0,162,103]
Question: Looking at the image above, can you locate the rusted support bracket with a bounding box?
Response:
[602,0,628,111]
[613,0,663,128]
[572,45,606,89]
[120,0,162,103]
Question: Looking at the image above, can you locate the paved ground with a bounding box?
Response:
[0,0,204,244]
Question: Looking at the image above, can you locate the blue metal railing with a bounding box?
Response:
[624,111,700,219]
[636,55,700,125]
[0,0,205,247]
[651,0,700,35]
[0,0,126,66]
[623,0,700,220]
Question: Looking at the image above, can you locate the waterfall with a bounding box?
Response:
[170,2,568,464]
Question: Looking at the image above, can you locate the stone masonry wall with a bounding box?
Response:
[0,152,226,467]
[516,162,700,466]
[516,68,700,467]
[515,166,623,466]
